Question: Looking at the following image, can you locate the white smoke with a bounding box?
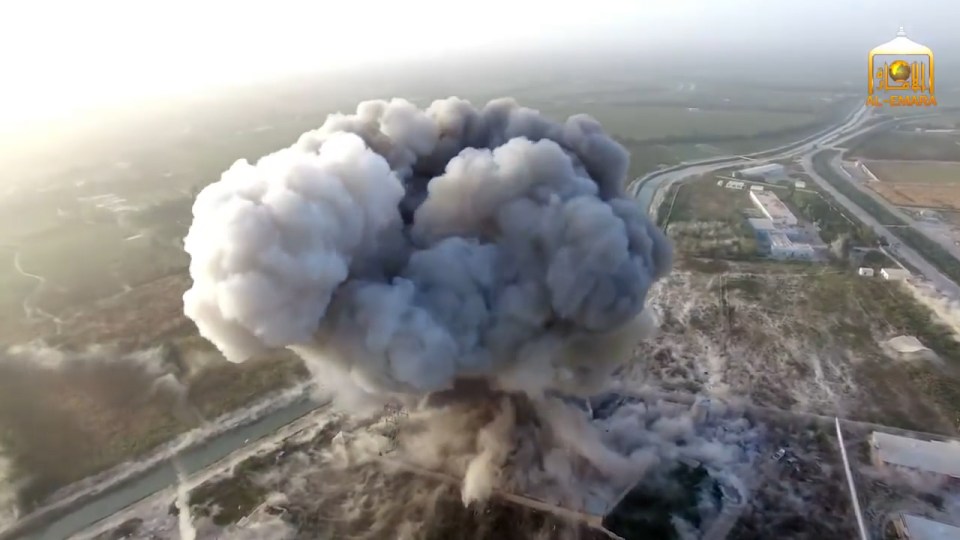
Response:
[208,394,757,538]
[182,97,672,405]
[0,450,17,533]
[903,278,960,339]
[3,342,183,379]
[174,461,198,540]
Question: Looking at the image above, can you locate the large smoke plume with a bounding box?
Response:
[182,97,671,404]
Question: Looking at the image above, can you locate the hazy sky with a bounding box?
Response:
[0,0,956,128]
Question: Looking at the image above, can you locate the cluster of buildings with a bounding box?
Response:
[715,162,820,260]
[747,189,815,260]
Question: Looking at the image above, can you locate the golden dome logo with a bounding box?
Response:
[888,60,911,82]
[866,27,936,107]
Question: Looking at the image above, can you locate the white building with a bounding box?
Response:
[769,232,814,260]
[749,185,765,192]
[794,181,807,189]
[858,267,875,277]
[870,431,960,479]
[737,163,786,180]
[881,268,912,281]
[750,190,799,226]
[724,180,745,190]
[895,514,960,540]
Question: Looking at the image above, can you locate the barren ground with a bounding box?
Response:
[864,160,960,210]
[630,260,960,434]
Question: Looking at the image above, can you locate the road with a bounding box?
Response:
[629,104,960,304]
[834,155,960,263]
[16,104,948,540]
[1,390,322,540]
[74,400,333,540]
[628,103,875,217]
[802,154,960,303]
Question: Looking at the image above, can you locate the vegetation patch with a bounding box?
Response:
[848,130,960,161]
[812,151,960,286]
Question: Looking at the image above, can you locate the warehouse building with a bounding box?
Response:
[750,190,799,226]
[893,513,960,540]
[870,431,960,479]
[735,163,787,181]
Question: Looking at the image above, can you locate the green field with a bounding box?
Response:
[812,150,960,285]
[659,176,759,260]
[5,220,187,317]
[539,104,818,142]
[663,175,756,224]
[783,190,876,246]
[849,131,960,161]
[865,160,960,185]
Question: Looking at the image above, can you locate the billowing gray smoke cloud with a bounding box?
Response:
[183,97,671,401]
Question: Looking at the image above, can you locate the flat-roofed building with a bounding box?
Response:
[750,190,798,226]
[881,268,912,281]
[768,232,814,260]
[870,431,960,479]
[748,218,777,232]
[894,513,960,540]
[736,163,786,180]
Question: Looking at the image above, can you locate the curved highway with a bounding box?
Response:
[628,103,959,302]
[628,103,872,214]
[8,102,951,540]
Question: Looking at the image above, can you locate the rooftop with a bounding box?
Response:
[872,431,960,478]
[881,268,912,280]
[748,218,776,231]
[768,232,794,248]
[901,514,960,540]
[750,190,797,223]
[739,163,785,176]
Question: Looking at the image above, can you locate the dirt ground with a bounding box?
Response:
[867,183,960,210]
[630,262,960,435]
[863,160,960,209]
[728,412,859,540]
[865,160,960,185]
[841,421,960,539]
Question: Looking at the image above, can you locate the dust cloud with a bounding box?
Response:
[181,97,677,514]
